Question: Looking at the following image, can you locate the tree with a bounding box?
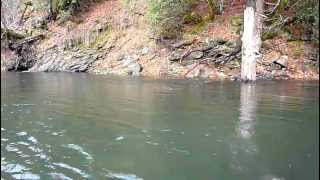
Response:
[240,0,264,82]
[48,0,54,20]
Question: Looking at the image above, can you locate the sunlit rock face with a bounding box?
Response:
[1,0,22,30]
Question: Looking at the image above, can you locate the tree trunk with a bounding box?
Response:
[255,0,264,49]
[48,0,53,20]
[241,0,263,82]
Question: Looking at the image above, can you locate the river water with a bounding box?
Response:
[1,72,319,180]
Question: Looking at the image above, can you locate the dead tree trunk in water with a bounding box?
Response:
[240,0,264,82]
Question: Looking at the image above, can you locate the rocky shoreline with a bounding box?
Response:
[1,0,318,81]
[1,35,319,81]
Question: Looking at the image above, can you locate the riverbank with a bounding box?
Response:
[1,0,319,80]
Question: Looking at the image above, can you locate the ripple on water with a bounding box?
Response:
[16,131,27,136]
[105,171,144,180]
[62,144,93,161]
[48,173,72,180]
[5,144,19,152]
[27,136,38,144]
[2,163,29,173]
[52,162,90,178]
[12,173,40,180]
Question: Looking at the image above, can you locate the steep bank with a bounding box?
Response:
[1,0,319,80]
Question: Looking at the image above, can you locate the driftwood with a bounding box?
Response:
[9,34,44,50]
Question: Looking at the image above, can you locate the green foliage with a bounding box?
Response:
[183,12,203,24]
[51,0,80,24]
[146,0,197,39]
[56,9,72,24]
[294,0,319,43]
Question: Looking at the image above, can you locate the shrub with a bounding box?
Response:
[146,0,196,39]
[294,0,319,43]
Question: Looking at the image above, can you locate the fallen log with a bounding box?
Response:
[9,34,44,50]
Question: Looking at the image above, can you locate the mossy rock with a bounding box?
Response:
[230,16,243,26]
[288,41,304,58]
[262,31,278,40]
[183,12,203,24]
[188,20,209,35]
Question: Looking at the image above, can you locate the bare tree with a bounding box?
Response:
[240,0,264,82]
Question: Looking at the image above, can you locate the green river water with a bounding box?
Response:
[1,72,319,180]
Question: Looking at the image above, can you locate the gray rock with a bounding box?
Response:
[141,47,149,55]
[127,63,142,76]
[273,55,288,68]
[29,48,100,73]
[168,49,184,61]
[121,56,135,67]
[189,51,204,59]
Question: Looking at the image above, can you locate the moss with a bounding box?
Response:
[183,12,203,24]
[188,20,209,35]
[288,41,305,58]
[262,31,278,40]
[230,16,243,26]
[3,29,26,40]
[89,28,112,49]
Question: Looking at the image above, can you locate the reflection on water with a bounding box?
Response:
[238,83,257,139]
[1,72,319,180]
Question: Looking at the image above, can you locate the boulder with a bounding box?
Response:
[127,63,142,76]
[141,47,149,55]
[273,55,288,68]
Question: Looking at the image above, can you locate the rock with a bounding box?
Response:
[29,48,100,73]
[273,55,288,68]
[127,63,142,76]
[118,55,142,75]
[189,51,204,59]
[168,49,184,61]
[230,75,240,81]
[271,70,289,79]
[121,56,135,67]
[172,40,193,49]
[141,47,149,55]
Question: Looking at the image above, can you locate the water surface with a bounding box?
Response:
[1,72,319,180]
